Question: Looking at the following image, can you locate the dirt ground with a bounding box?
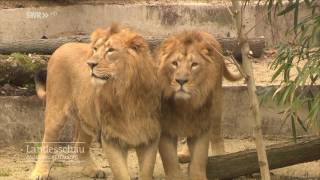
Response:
[0,53,319,179]
[0,137,319,180]
[0,45,318,180]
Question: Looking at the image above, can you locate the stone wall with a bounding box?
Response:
[0,3,310,46]
[0,86,317,147]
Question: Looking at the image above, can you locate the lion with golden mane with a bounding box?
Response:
[32,25,161,180]
[156,31,242,180]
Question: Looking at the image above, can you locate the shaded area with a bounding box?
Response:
[0,53,48,88]
[206,137,320,179]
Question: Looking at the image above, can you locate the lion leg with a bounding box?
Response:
[210,132,225,155]
[187,132,210,180]
[102,138,130,180]
[136,138,159,180]
[209,113,226,155]
[177,138,190,163]
[31,111,68,180]
[159,134,184,180]
[76,127,106,178]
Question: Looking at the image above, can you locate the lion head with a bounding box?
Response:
[87,25,158,99]
[86,27,113,84]
[85,25,160,146]
[157,31,234,109]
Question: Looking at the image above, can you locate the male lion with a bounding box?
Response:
[32,25,161,180]
[156,31,242,180]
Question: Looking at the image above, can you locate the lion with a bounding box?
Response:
[31,25,161,180]
[156,31,242,180]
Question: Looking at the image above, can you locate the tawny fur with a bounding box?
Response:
[96,28,161,146]
[157,31,241,137]
[32,26,161,180]
[156,31,242,180]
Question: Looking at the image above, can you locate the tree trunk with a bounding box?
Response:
[0,36,265,57]
[205,137,320,179]
[231,1,271,179]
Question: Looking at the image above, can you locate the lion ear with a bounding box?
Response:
[200,43,223,63]
[109,23,121,35]
[90,23,120,43]
[159,38,178,57]
[128,36,147,52]
[203,39,223,61]
[90,28,107,42]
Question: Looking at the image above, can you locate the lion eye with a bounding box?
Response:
[93,47,98,53]
[106,48,115,54]
[191,62,199,68]
[172,61,178,68]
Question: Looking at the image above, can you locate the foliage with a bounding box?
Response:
[9,53,42,72]
[261,0,320,140]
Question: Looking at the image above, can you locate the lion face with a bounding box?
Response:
[88,26,154,92]
[86,28,112,85]
[161,48,207,100]
[90,34,132,82]
[158,31,223,107]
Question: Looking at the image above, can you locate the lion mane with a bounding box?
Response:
[32,25,161,179]
[156,30,242,179]
[157,30,242,137]
[97,26,161,146]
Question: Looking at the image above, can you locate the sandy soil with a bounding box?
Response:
[0,137,319,180]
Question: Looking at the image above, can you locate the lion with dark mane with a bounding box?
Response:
[32,25,161,180]
[156,31,242,180]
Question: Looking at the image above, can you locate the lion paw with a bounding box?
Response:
[178,153,191,163]
[81,166,106,178]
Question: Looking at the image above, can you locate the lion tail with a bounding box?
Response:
[34,68,47,100]
[223,64,243,81]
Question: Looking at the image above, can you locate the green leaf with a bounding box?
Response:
[291,115,297,143]
[296,114,308,132]
[280,83,293,105]
[304,0,311,7]
[272,64,288,81]
[267,0,274,23]
[308,96,320,122]
[279,109,291,132]
[272,84,286,102]
[277,1,297,16]
[294,0,300,34]
[269,0,320,139]
[258,87,274,106]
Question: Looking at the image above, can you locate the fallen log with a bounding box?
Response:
[0,36,265,58]
[0,36,265,86]
[0,36,90,55]
[207,138,320,179]
[180,137,320,179]
[0,54,48,86]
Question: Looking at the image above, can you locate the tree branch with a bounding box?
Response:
[231,0,271,179]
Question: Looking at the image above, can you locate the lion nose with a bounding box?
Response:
[176,79,189,86]
[87,61,98,69]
